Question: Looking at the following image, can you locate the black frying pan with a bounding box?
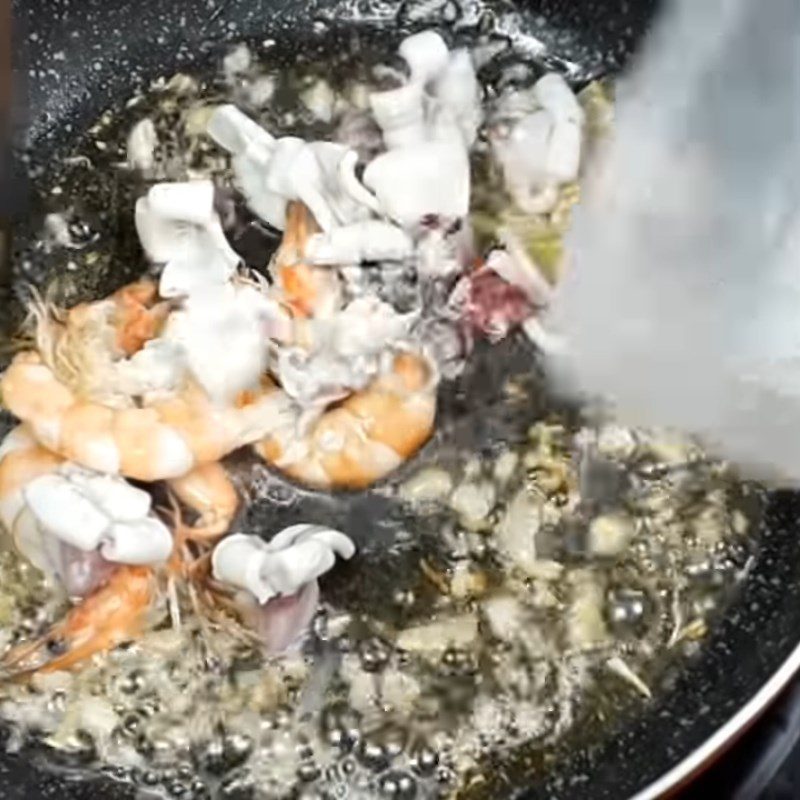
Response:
[5,1,800,798]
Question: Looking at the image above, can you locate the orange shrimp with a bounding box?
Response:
[166,462,239,575]
[0,426,63,503]
[271,202,340,319]
[0,566,155,677]
[167,462,239,542]
[255,351,437,489]
[110,279,173,356]
[0,429,232,675]
[60,279,172,358]
[0,352,294,481]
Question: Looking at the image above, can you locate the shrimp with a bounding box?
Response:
[0,428,163,675]
[271,202,341,320]
[167,462,239,542]
[32,279,173,393]
[166,462,240,576]
[110,279,173,356]
[0,352,294,481]
[0,432,349,674]
[0,566,155,677]
[255,351,438,489]
[0,428,215,676]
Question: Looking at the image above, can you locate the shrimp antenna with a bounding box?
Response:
[0,282,53,356]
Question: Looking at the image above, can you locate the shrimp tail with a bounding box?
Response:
[272,202,340,319]
[0,566,155,678]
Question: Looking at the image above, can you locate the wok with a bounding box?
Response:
[4,0,800,798]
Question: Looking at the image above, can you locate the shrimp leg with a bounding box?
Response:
[0,565,155,677]
[166,462,239,543]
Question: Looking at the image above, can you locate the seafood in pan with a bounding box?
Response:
[0,22,755,800]
[0,28,591,676]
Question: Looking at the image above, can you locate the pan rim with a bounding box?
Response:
[632,637,800,799]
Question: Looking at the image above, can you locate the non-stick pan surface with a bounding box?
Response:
[6,1,800,798]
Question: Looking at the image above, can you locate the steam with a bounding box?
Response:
[548,0,800,483]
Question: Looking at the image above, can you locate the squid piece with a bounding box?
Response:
[275,296,417,410]
[161,279,287,405]
[364,34,479,226]
[0,425,172,593]
[363,141,470,228]
[135,180,241,298]
[212,525,355,654]
[369,82,428,150]
[206,103,287,226]
[212,525,355,604]
[415,222,474,280]
[431,48,482,148]
[0,430,236,675]
[334,109,384,163]
[490,73,585,213]
[309,296,416,359]
[0,429,163,675]
[374,31,482,150]
[127,118,158,172]
[304,220,414,265]
[208,105,378,232]
[398,31,450,86]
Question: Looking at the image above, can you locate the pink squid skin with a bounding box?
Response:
[245,580,321,656]
[457,266,536,343]
[55,541,118,599]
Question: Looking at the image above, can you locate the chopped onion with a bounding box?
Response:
[493,450,519,484]
[301,79,337,123]
[127,118,158,172]
[449,480,496,530]
[400,467,454,504]
[567,571,609,648]
[396,614,479,654]
[494,488,542,573]
[588,513,636,557]
[482,594,524,641]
